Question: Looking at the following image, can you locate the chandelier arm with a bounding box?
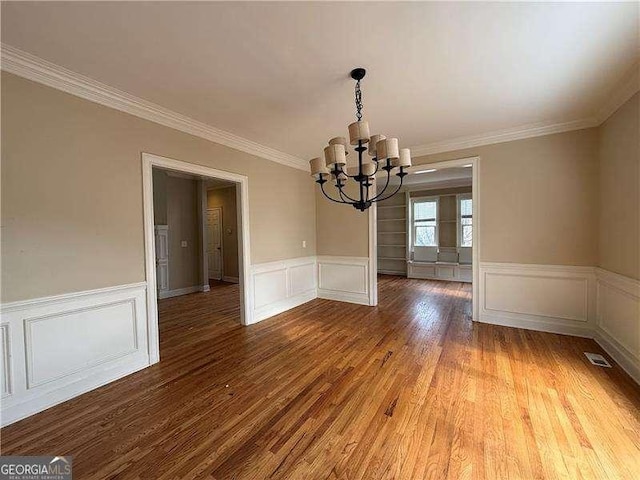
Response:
[371,158,381,177]
[338,189,353,203]
[333,164,359,181]
[319,181,350,204]
[373,173,406,203]
[335,181,359,203]
[367,168,392,202]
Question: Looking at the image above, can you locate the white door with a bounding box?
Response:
[206,207,223,280]
[154,225,169,295]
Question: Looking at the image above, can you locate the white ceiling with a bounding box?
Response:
[2,2,638,161]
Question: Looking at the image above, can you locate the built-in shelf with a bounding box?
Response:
[377,193,408,276]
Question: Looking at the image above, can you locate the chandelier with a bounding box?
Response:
[310,68,412,211]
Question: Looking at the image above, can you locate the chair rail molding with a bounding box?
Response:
[0,282,150,427]
[0,44,308,172]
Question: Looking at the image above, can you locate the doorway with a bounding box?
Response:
[206,207,223,281]
[371,156,480,321]
[142,153,253,365]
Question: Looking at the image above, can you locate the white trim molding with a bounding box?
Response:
[142,152,254,364]
[596,62,640,124]
[593,268,640,385]
[317,256,372,306]
[479,262,596,337]
[251,257,317,324]
[410,117,598,158]
[0,44,307,172]
[0,282,150,427]
[4,44,637,163]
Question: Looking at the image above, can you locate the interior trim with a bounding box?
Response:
[0,44,308,172]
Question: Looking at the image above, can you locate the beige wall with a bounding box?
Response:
[598,93,640,281]
[316,182,369,257]
[152,169,168,225]
[164,175,201,290]
[1,72,317,302]
[207,186,239,278]
[410,129,599,266]
[316,128,599,266]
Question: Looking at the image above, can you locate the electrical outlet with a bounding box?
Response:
[181,240,187,247]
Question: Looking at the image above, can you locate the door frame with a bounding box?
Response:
[142,152,253,364]
[206,206,224,281]
[370,155,481,321]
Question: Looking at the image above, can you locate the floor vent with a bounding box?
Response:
[584,352,612,368]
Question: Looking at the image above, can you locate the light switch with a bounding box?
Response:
[302,240,306,248]
[181,240,187,247]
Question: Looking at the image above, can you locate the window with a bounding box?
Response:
[459,195,472,247]
[412,198,437,247]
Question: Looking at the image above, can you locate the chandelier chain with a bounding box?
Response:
[355,80,363,121]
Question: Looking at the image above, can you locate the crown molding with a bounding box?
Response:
[410,116,599,158]
[596,62,640,124]
[0,44,309,172]
[410,63,640,158]
[3,44,637,166]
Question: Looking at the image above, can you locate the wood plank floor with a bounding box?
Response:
[2,275,639,479]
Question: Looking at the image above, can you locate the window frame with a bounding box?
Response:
[409,196,439,249]
[457,193,473,248]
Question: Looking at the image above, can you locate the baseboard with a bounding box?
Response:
[158,285,202,299]
[253,289,317,324]
[317,289,371,306]
[1,356,149,427]
[594,327,640,385]
[478,312,593,338]
[202,284,210,292]
[222,276,239,284]
[378,270,406,276]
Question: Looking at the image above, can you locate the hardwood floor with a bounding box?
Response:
[2,275,639,479]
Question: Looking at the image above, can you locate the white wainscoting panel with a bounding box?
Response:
[0,282,150,426]
[479,263,595,337]
[407,262,472,283]
[594,268,640,384]
[251,257,317,323]
[317,256,371,305]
